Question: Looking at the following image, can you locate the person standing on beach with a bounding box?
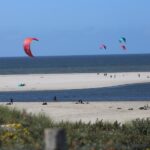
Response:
[10,98,13,105]
[53,96,57,102]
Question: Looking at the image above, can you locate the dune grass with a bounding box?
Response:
[0,106,150,150]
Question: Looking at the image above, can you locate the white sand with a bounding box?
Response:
[1,101,150,123]
[0,72,150,91]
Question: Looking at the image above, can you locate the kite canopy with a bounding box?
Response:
[119,37,126,43]
[121,45,127,50]
[23,37,39,57]
[99,44,107,50]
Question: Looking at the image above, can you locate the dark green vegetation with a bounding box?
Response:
[0,106,150,150]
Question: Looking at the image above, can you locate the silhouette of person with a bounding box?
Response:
[53,96,57,102]
[10,98,13,104]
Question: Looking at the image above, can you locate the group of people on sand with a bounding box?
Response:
[97,72,150,79]
[42,97,89,105]
[97,73,116,78]
[75,99,89,104]
[6,96,89,105]
[6,96,58,106]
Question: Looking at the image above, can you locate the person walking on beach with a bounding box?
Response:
[10,98,13,105]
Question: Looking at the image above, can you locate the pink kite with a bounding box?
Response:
[121,45,127,50]
[99,44,107,50]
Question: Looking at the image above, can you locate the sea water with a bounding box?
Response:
[0,54,150,74]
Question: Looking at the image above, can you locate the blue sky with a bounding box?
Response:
[0,0,150,57]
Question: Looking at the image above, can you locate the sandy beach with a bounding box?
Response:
[1,101,150,123]
[0,72,150,92]
[0,72,150,123]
